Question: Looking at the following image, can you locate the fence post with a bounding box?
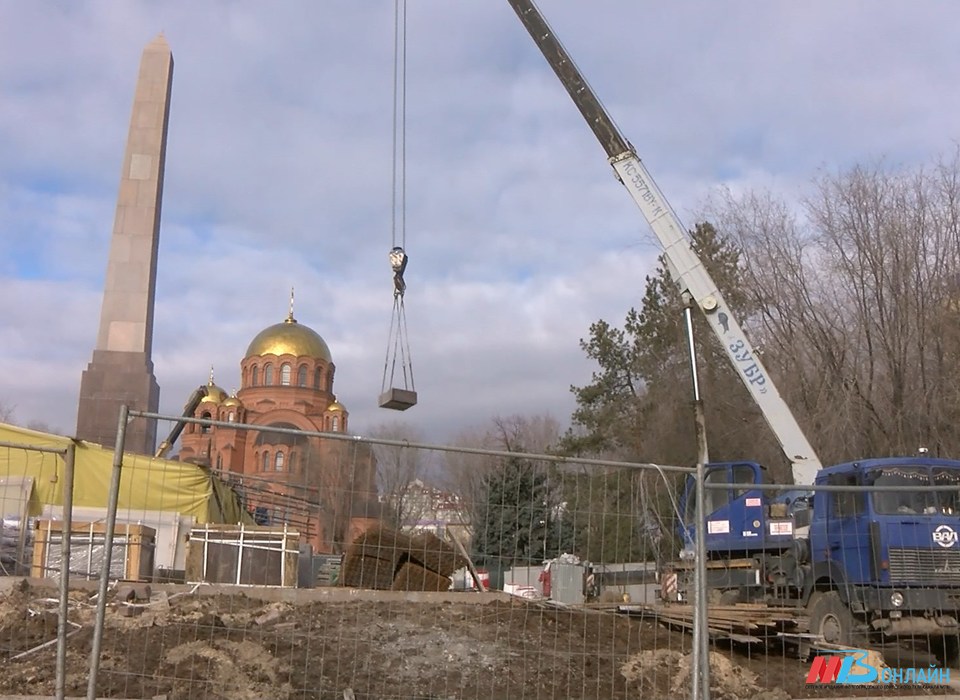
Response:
[86,404,129,700]
[693,460,710,700]
[54,442,76,700]
[684,300,711,700]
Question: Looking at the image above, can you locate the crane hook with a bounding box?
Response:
[390,246,408,297]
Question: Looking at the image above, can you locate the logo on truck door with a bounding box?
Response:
[933,525,958,548]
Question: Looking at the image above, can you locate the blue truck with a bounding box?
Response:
[506,0,960,664]
[675,459,960,661]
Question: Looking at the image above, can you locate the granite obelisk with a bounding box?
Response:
[76,34,173,454]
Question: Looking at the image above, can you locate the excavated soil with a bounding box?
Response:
[0,580,954,699]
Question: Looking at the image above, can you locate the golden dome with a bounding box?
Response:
[222,394,242,408]
[200,382,228,405]
[328,400,345,412]
[245,316,332,361]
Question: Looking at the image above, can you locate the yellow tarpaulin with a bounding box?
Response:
[0,422,252,525]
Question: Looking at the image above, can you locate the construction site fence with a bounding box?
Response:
[1,410,958,698]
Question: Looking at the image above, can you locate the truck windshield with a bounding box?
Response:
[868,466,960,515]
[683,464,758,523]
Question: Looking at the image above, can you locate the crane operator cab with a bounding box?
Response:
[678,461,809,559]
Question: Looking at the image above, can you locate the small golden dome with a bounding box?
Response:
[327,400,345,412]
[222,394,242,408]
[198,368,228,405]
[245,316,332,361]
[200,383,228,405]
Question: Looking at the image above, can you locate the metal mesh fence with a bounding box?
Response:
[2,414,960,698]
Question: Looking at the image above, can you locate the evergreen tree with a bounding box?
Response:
[472,456,567,566]
[563,222,781,469]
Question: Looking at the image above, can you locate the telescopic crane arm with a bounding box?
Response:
[506,0,822,485]
[154,384,208,459]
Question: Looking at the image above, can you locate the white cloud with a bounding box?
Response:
[2,1,959,444]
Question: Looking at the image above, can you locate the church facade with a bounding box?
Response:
[177,309,380,554]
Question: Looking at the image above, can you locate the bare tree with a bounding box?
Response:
[439,414,568,556]
[26,420,60,435]
[707,150,960,463]
[440,414,563,499]
[438,425,494,527]
[368,421,429,529]
[491,414,562,455]
[0,400,14,424]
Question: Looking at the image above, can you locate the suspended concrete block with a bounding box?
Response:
[378,388,417,411]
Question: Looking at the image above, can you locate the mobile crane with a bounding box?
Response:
[507,0,960,662]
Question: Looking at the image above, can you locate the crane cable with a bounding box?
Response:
[391,0,406,254]
[381,0,415,398]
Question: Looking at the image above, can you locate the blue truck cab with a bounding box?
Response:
[808,457,960,637]
[673,456,960,650]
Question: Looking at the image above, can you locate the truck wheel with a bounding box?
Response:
[807,591,855,645]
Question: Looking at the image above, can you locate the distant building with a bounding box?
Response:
[389,479,471,547]
[177,308,380,553]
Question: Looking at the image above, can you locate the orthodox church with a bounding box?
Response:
[176,306,380,554]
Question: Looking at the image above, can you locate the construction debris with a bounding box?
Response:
[340,526,468,591]
[623,603,806,644]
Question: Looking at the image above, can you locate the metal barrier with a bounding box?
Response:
[4,409,958,698]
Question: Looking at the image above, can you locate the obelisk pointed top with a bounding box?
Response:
[146,32,170,51]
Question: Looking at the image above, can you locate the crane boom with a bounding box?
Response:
[154,384,208,458]
[507,0,822,484]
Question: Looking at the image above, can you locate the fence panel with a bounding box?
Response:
[5,413,957,697]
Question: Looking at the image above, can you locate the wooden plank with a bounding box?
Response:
[656,616,763,644]
[446,526,486,592]
[632,601,805,644]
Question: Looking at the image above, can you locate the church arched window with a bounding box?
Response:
[227,411,235,422]
[201,411,212,434]
[251,365,259,387]
[275,451,284,471]
[262,451,270,471]
[331,416,339,432]
[280,363,291,386]
[264,364,274,385]
[297,365,308,387]
[314,368,322,389]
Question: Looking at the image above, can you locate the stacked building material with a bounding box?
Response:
[626,602,806,644]
[340,526,467,591]
[390,562,452,592]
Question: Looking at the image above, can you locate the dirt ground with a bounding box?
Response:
[0,579,955,700]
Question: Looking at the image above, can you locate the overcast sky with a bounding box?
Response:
[1,1,958,445]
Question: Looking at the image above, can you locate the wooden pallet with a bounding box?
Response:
[32,519,156,582]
